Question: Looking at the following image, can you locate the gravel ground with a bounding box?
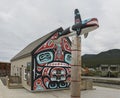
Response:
[0,77,7,86]
[0,79,120,98]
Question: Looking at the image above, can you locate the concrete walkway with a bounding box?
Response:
[0,80,120,98]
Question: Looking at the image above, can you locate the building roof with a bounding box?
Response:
[11,27,63,61]
[0,61,10,64]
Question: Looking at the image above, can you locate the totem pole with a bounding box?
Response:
[57,9,99,98]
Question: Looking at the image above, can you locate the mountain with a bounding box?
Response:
[82,49,120,66]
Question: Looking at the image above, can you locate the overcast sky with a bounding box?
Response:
[0,0,120,62]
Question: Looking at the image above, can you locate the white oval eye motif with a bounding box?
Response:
[82,19,91,24]
[61,70,65,74]
[36,51,53,64]
[65,54,71,64]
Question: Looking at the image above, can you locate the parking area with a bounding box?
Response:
[0,79,120,98]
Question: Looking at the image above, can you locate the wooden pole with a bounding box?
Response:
[71,35,81,98]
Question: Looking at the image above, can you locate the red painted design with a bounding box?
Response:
[35,40,55,54]
[54,44,64,61]
[32,32,71,91]
[66,76,71,82]
[34,78,45,90]
[37,66,43,72]
[66,68,71,75]
[63,38,71,52]
[42,67,50,76]
[34,33,61,54]
[43,77,50,87]
[51,33,58,40]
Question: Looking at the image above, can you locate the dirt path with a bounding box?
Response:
[0,77,7,86]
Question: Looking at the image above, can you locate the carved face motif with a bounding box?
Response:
[32,32,71,91]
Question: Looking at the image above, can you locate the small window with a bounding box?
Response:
[24,68,27,80]
[27,62,31,71]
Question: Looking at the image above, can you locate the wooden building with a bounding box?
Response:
[0,62,11,77]
[10,28,71,91]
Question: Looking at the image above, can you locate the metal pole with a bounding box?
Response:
[71,35,81,98]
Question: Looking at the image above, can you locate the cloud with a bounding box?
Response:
[0,0,120,61]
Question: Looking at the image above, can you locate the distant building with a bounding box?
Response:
[10,28,71,91]
[0,61,11,76]
[99,64,120,77]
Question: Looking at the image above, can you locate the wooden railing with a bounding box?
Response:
[6,76,22,88]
